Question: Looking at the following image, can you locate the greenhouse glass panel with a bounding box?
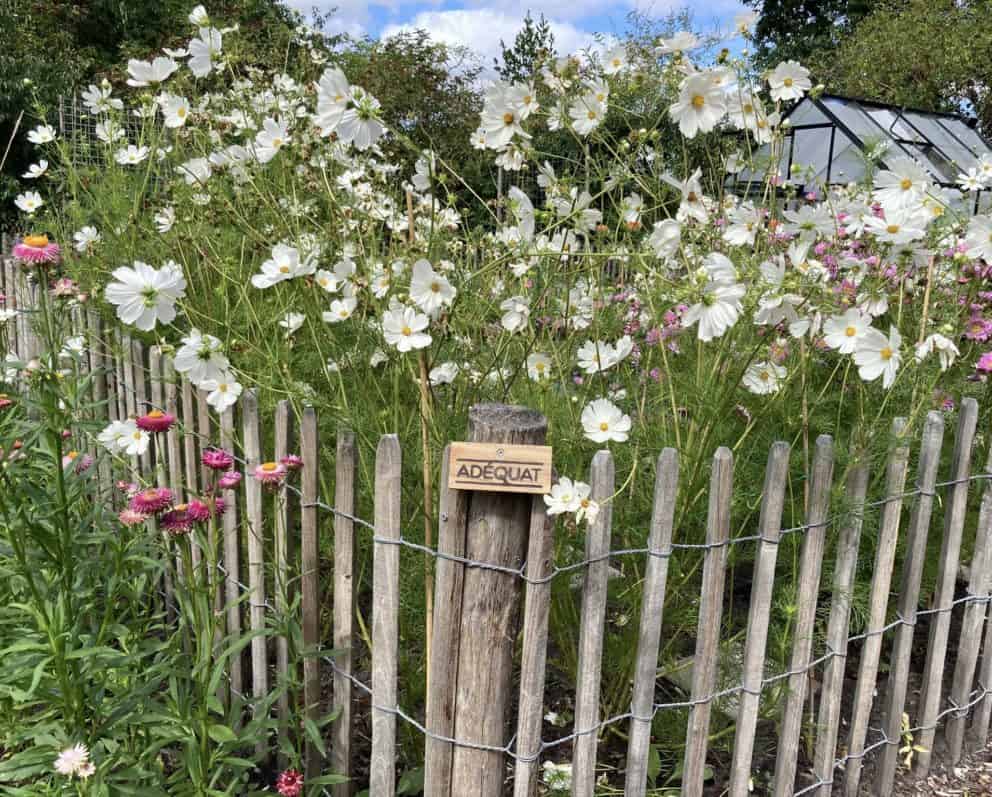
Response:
[906,114,979,172]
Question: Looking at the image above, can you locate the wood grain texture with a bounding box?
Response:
[220,406,244,715]
[874,413,944,795]
[87,313,113,496]
[728,442,790,797]
[242,388,268,758]
[813,464,869,797]
[301,408,322,781]
[915,398,979,777]
[132,339,152,475]
[946,442,992,762]
[425,445,470,796]
[624,449,679,797]
[332,429,357,797]
[274,400,293,764]
[371,434,402,797]
[572,450,615,797]
[449,404,548,797]
[181,378,199,500]
[682,447,733,797]
[844,419,911,797]
[513,495,556,797]
[772,436,834,797]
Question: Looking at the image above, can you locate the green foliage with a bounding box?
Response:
[494,11,557,83]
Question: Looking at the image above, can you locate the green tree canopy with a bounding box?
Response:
[494,11,556,83]
[743,0,877,67]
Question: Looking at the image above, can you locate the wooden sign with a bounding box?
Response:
[447,442,553,494]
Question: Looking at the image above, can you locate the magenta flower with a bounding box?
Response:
[129,487,174,515]
[13,235,61,266]
[254,462,288,487]
[0,394,13,411]
[188,497,226,522]
[52,278,78,297]
[136,409,176,433]
[218,470,242,490]
[977,352,992,373]
[280,454,304,472]
[117,480,139,497]
[160,505,193,536]
[276,769,304,797]
[118,508,146,527]
[202,448,235,471]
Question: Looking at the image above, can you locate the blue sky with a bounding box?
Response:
[285,0,750,69]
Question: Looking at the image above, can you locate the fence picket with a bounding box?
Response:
[945,442,992,762]
[301,407,321,781]
[844,419,911,796]
[812,463,869,797]
[572,450,615,797]
[425,445,470,795]
[132,340,152,476]
[243,388,268,758]
[182,378,199,499]
[728,441,790,797]
[274,399,293,763]
[220,406,244,715]
[87,312,112,495]
[513,496,556,797]
[683,447,733,797]
[370,434,402,797]
[874,412,945,794]
[915,397,979,776]
[197,388,211,492]
[149,346,176,623]
[772,435,834,797]
[332,429,357,796]
[624,449,679,797]
[970,581,992,747]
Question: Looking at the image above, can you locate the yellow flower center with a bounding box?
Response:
[691,94,705,109]
[177,107,187,118]
[743,103,753,114]
[900,178,912,191]
[401,325,412,336]
[880,347,893,361]
[24,234,48,247]
[66,450,79,460]
[503,112,515,125]
[524,94,533,104]
[845,326,857,337]
[261,462,279,472]
[535,362,545,371]
[132,431,143,440]
[338,309,348,318]
[783,77,794,87]
[596,92,606,102]
[430,281,440,293]
[587,110,597,120]
[279,265,290,274]
[760,370,770,381]
[147,409,165,419]
[886,224,900,234]
[272,137,283,148]
[599,421,609,431]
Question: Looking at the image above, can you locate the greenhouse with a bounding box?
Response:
[729,93,992,212]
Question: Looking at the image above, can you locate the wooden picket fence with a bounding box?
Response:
[5,239,992,796]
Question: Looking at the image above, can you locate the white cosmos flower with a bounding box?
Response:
[480,84,531,149]
[114,145,150,166]
[98,420,133,453]
[201,376,243,411]
[409,259,456,317]
[864,207,928,245]
[669,73,727,138]
[280,312,306,335]
[429,361,460,385]
[54,743,95,779]
[314,67,350,135]
[576,336,634,373]
[544,476,581,515]
[648,219,681,259]
[873,157,932,211]
[581,398,632,443]
[569,93,606,136]
[126,56,179,86]
[161,94,191,127]
[656,31,699,54]
[853,326,902,389]
[743,361,786,395]
[767,60,811,102]
[500,296,530,333]
[322,292,358,323]
[73,226,101,253]
[122,424,151,457]
[964,215,992,263]
[382,304,432,352]
[527,352,552,381]
[315,259,356,293]
[337,87,385,151]
[27,124,56,144]
[22,160,48,179]
[176,157,212,185]
[603,45,628,74]
[915,333,959,371]
[188,4,209,25]
[683,280,746,342]
[251,243,315,289]
[174,329,229,385]
[15,191,43,214]
[188,28,223,77]
[104,261,187,331]
[81,83,123,114]
[155,206,176,233]
[253,117,290,163]
[95,119,125,143]
[822,308,871,354]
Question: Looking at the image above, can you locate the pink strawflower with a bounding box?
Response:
[218,470,242,490]
[136,409,176,433]
[118,508,146,527]
[117,480,139,497]
[280,454,304,472]
[276,769,304,797]
[0,394,13,411]
[254,461,287,487]
[13,235,61,266]
[202,447,235,471]
[187,497,226,521]
[52,278,78,297]
[977,352,992,373]
[129,487,174,515]
[160,505,193,536]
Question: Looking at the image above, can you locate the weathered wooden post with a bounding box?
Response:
[426,402,550,797]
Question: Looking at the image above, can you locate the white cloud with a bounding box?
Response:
[381,8,603,69]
